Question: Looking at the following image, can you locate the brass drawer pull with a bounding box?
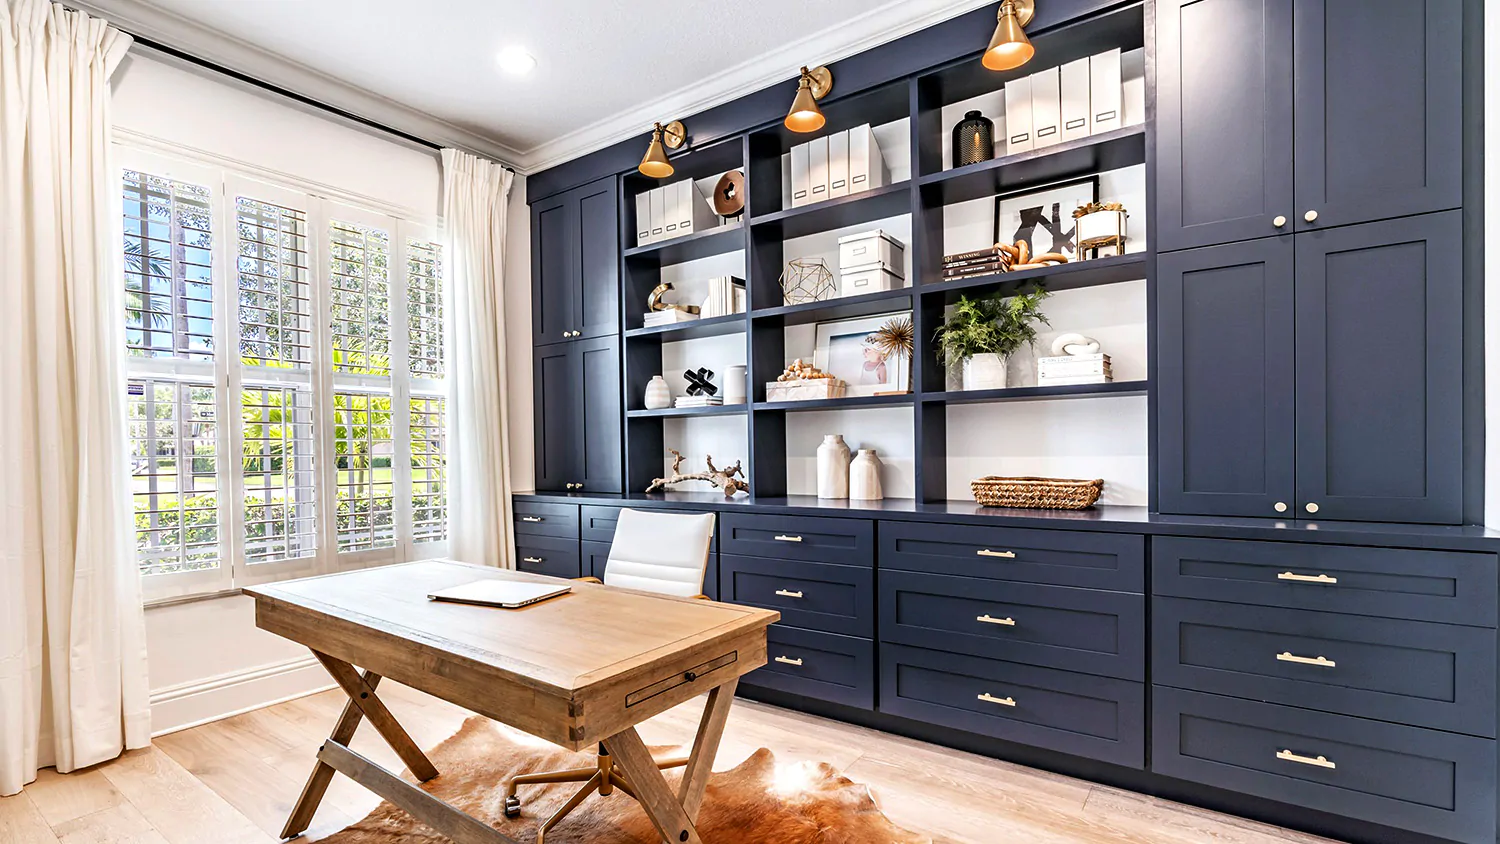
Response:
[1277,749,1335,770]
[774,656,803,667]
[977,614,1016,626]
[520,516,544,523]
[977,693,1016,707]
[1278,571,1337,585]
[522,557,543,564]
[977,549,1016,558]
[774,534,803,542]
[775,589,804,599]
[1277,651,1336,668]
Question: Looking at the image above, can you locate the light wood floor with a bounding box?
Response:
[1,684,1339,844]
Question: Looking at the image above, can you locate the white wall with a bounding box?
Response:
[112,51,450,734]
[507,174,536,492]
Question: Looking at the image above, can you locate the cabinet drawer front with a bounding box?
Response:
[881,644,1144,768]
[1152,687,1496,844]
[1153,537,1497,626]
[742,626,873,710]
[720,514,873,566]
[579,505,622,542]
[879,571,1144,680]
[880,521,1143,591]
[721,555,872,637]
[515,535,581,579]
[513,501,579,539]
[1154,598,1496,737]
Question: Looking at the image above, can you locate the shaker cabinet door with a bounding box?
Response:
[1294,213,1464,524]
[531,194,576,345]
[1158,237,1296,517]
[575,178,620,339]
[1292,0,1462,231]
[532,341,580,492]
[1156,0,1294,252]
[576,335,623,494]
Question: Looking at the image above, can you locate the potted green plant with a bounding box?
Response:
[933,289,1051,390]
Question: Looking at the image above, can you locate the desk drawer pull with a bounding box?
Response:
[977,614,1016,626]
[977,549,1017,558]
[1277,749,1336,770]
[774,534,803,542]
[522,557,544,564]
[775,589,804,599]
[774,656,803,667]
[978,693,1016,707]
[1277,651,1335,668]
[520,516,544,523]
[1278,571,1337,585]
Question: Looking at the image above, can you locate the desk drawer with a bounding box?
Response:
[515,535,581,579]
[881,522,1144,592]
[580,505,623,542]
[514,501,579,539]
[1154,598,1496,737]
[1152,687,1496,844]
[879,571,1144,680]
[1153,537,1497,627]
[720,513,873,566]
[721,555,872,637]
[743,626,873,710]
[881,644,1144,768]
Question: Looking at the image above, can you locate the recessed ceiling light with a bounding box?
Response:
[496,47,536,76]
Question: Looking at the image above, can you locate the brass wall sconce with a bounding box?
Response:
[638,120,686,178]
[784,66,834,133]
[983,0,1036,71]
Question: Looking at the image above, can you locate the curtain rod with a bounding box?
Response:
[128,34,515,173]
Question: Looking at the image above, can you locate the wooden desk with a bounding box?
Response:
[245,560,779,844]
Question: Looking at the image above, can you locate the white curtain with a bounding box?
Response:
[0,0,148,797]
[443,149,516,569]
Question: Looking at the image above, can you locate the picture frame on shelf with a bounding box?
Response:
[813,313,912,398]
[992,176,1099,262]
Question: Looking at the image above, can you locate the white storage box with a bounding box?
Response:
[838,229,905,274]
[1004,75,1033,154]
[1060,57,1092,142]
[1030,66,1062,148]
[839,262,901,297]
[1090,48,1122,134]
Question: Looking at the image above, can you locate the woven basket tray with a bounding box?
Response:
[971,476,1104,510]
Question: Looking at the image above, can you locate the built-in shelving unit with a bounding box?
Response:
[626,405,749,419]
[753,393,915,413]
[623,313,747,340]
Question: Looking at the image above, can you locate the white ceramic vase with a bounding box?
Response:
[816,434,851,499]
[723,364,747,404]
[849,449,883,500]
[644,375,672,409]
[962,353,1008,391]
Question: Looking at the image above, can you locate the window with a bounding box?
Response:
[119,150,447,601]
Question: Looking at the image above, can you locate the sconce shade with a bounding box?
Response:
[983,0,1036,71]
[784,66,832,133]
[638,124,674,178]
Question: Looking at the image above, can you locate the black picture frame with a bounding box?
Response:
[992,176,1101,259]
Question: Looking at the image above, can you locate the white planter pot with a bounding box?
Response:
[962,354,1008,391]
[644,375,672,409]
[816,434,851,499]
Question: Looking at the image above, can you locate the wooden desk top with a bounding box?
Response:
[245,560,779,748]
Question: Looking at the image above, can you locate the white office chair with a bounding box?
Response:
[503,508,716,842]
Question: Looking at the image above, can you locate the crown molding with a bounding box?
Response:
[74,0,994,174]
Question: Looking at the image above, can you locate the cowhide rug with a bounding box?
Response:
[319,716,928,843]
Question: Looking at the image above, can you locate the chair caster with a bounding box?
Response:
[503,794,521,818]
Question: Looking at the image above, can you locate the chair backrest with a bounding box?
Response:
[603,508,714,598]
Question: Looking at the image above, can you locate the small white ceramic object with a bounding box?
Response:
[644,375,672,410]
[850,449,883,500]
[1050,333,1101,357]
[723,364,747,404]
[962,353,1008,391]
[816,434,851,499]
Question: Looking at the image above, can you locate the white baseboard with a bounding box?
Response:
[149,655,333,737]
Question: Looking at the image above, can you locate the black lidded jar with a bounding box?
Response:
[952,110,995,168]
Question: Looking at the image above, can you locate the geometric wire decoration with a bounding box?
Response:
[779,257,837,306]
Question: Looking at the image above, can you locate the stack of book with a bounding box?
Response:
[942,246,1010,281]
[674,395,723,408]
[699,276,746,319]
[643,308,700,328]
[1037,353,1112,386]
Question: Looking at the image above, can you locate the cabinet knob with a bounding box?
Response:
[1305,502,1320,514]
[1274,502,1288,513]
[1272,215,1287,228]
[1303,210,1318,223]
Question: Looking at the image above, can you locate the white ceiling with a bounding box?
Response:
[77,0,993,172]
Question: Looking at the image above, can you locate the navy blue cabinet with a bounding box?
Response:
[515,534,581,579]
[754,626,874,710]
[529,176,619,344]
[720,555,873,638]
[531,336,622,493]
[879,522,1144,592]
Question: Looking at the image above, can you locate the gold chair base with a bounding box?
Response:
[505,746,690,843]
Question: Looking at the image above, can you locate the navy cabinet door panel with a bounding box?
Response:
[879,521,1143,592]
[581,539,612,580]
[532,342,580,492]
[721,555,873,638]
[1152,687,1496,844]
[879,571,1144,680]
[880,644,1144,768]
[515,535,582,579]
[743,626,874,710]
[513,500,580,539]
[579,505,622,542]
[1152,537,1498,627]
[1292,0,1462,231]
[1154,597,1496,737]
[1158,238,1296,517]
[575,179,619,339]
[577,335,623,493]
[720,514,874,566]
[531,194,575,344]
[1157,0,1294,251]
[1294,213,1463,524]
